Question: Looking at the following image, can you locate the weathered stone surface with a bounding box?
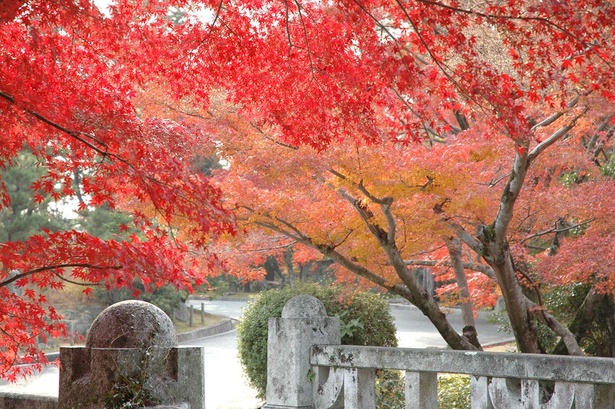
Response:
[0,393,58,409]
[264,295,340,409]
[281,294,327,319]
[86,300,177,348]
[59,301,204,409]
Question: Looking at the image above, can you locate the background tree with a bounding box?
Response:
[0,150,70,243]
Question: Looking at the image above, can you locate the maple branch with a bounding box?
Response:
[248,211,396,288]
[477,172,509,188]
[0,91,109,153]
[329,169,396,241]
[250,121,299,150]
[391,1,499,124]
[244,206,310,244]
[283,0,294,50]
[414,0,591,47]
[527,106,589,165]
[351,0,429,66]
[530,95,580,132]
[527,300,584,356]
[153,99,298,150]
[585,115,615,155]
[53,272,101,287]
[0,90,148,184]
[290,0,317,77]
[404,259,496,280]
[0,264,122,288]
[244,241,297,252]
[519,218,594,244]
[0,91,225,243]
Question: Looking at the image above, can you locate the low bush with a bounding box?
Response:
[438,374,471,409]
[376,372,471,409]
[236,282,397,399]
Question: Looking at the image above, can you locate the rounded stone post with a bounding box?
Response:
[263,294,341,409]
[59,300,205,409]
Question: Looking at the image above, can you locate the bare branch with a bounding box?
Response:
[530,95,580,132]
[413,0,592,47]
[520,218,594,244]
[53,272,101,287]
[527,300,584,356]
[404,259,496,280]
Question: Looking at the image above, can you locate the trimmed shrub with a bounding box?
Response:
[376,373,471,409]
[438,374,471,409]
[236,282,397,399]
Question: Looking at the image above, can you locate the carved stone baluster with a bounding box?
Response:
[594,384,615,408]
[343,368,376,408]
[405,371,437,409]
[520,379,540,409]
[540,381,574,409]
[489,378,522,409]
[572,383,596,408]
[313,366,344,409]
[471,376,494,409]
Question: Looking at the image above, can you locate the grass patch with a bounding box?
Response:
[174,313,223,334]
[190,291,256,301]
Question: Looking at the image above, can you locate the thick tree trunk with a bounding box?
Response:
[602,296,615,357]
[475,148,542,353]
[484,242,540,353]
[551,288,603,355]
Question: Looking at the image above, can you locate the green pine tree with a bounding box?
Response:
[0,150,70,242]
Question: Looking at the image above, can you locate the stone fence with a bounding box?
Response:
[264,294,615,408]
[0,300,204,409]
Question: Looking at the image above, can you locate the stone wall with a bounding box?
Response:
[0,393,57,409]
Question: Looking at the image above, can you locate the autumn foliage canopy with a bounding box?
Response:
[1,0,615,378]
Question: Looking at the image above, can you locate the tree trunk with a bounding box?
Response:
[551,288,602,355]
[480,233,541,353]
[445,237,476,328]
[284,248,294,287]
[602,296,615,357]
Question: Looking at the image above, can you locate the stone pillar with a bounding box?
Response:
[58,300,205,409]
[263,294,340,409]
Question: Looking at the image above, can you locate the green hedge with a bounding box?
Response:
[438,375,471,409]
[236,282,397,399]
[375,372,471,409]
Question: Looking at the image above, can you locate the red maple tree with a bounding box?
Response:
[0,1,236,380]
[200,0,615,354]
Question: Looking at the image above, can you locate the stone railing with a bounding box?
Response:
[264,294,615,409]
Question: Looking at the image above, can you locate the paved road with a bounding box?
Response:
[187,298,512,348]
[0,299,511,408]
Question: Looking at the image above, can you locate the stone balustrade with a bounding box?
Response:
[265,294,615,409]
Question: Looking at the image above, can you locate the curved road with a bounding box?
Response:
[0,299,511,409]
